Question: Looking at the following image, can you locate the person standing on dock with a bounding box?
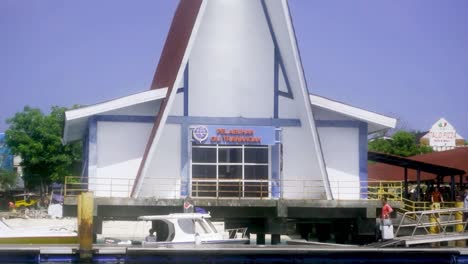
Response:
[378,197,394,241]
[381,197,393,224]
[463,189,468,222]
[431,187,444,210]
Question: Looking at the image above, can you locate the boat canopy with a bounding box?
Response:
[138,213,211,221]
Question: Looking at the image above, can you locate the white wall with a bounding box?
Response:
[281,127,327,199]
[139,124,182,198]
[317,126,360,199]
[189,0,274,118]
[91,121,153,197]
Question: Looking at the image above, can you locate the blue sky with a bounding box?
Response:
[1,0,467,138]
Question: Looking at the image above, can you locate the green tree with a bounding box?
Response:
[0,168,16,190]
[5,106,82,192]
[369,130,432,157]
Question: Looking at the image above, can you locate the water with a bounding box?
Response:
[0,246,462,264]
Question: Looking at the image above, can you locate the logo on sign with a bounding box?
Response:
[192,126,209,143]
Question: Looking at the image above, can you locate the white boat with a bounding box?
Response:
[137,213,249,246]
[0,218,77,244]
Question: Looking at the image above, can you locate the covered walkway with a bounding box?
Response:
[368,151,466,201]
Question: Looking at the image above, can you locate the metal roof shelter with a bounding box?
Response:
[368,151,466,201]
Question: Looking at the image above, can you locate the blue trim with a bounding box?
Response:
[271,129,281,198]
[359,122,368,199]
[315,120,361,128]
[81,132,89,177]
[184,63,189,116]
[261,0,293,101]
[166,116,301,127]
[176,87,184,94]
[94,115,154,123]
[88,117,97,178]
[180,123,189,197]
[277,59,294,99]
[274,48,279,119]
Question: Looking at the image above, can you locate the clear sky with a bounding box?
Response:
[1,0,467,138]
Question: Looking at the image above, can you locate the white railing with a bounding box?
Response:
[64,176,403,201]
[395,207,468,238]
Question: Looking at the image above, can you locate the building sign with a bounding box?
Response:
[191,125,275,145]
[427,118,456,147]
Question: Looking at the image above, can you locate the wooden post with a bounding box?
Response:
[78,192,94,261]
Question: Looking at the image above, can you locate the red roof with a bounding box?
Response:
[368,147,468,183]
[132,0,203,197]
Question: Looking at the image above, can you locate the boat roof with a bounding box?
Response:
[137,213,211,221]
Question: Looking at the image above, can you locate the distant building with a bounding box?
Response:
[0,133,24,191]
[420,118,465,152]
[0,133,13,172]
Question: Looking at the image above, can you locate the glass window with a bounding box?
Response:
[245,148,268,163]
[194,219,210,234]
[178,219,195,234]
[192,147,216,163]
[191,143,271,198]
[244,165,268,180]
[192,165,216,179]
[219,148,242,163]
[218,165,242,179]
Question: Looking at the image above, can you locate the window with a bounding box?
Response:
[191,145,269,198]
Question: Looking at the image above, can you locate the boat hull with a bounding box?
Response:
[0,236,78,244]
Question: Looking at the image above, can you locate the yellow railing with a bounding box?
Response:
[64,176,405,201]
[400,198,458,213]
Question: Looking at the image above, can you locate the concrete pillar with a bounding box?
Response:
[256,233,265,245]
[78,192,94,261]
[271,234,281,245]
[455,201,465,247]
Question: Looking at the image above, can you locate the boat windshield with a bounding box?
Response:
[194,219,210,234]
[178,219,195,234]
[204,219,218,233]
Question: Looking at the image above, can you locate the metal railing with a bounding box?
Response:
[225,227,248,239]
[395,207,468,238]
[64,176,403,201]
[400,198,459,213]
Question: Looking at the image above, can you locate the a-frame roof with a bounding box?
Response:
[131,0,334,198]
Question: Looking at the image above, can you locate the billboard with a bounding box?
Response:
[427,118,456,148]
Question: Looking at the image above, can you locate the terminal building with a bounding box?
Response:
[62,0,396,243]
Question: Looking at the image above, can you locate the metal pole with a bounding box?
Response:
[451,175,455,201]
[417,169,421,201]
[404,167,408,199]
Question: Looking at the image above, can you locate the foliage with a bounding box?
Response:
[369,130,433,157]
[5,106,82,189]
[0,168,17,190]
